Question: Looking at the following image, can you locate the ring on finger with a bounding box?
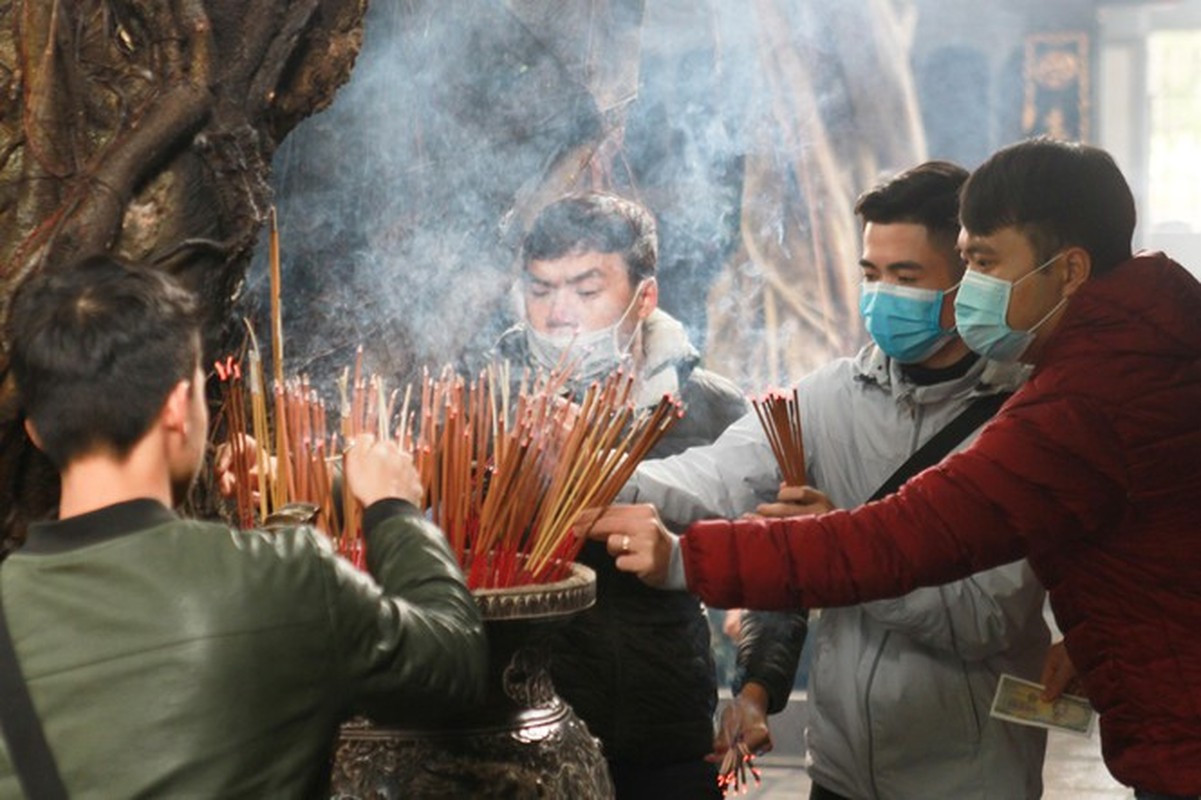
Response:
[621,534,630,554]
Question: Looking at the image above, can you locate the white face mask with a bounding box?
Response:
[525,279,651,383]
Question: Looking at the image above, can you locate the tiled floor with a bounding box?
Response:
[749,731,1128,799]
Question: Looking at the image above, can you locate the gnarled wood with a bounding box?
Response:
[0,0,369,547]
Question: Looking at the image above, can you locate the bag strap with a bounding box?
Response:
[868,392,1012,502]
[0,584,69,800]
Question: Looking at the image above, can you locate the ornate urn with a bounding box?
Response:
[330,562,613,799]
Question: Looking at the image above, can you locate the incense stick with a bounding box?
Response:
[752,389,806,486]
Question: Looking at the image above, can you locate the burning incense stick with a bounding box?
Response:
[405,364,679,588]
[219,210,677,586]
[215,356,255,529]
[268,206,284,389]
[717,740,762,796]
[217,344,679,588]
[245,323,272,523]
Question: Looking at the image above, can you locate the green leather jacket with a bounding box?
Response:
[0,498,486,798]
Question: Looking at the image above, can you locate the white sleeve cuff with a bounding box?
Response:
[665,533,687,591]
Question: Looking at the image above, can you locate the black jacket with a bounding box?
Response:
[494,311,747,763]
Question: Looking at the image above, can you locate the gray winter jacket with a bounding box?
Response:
[624,344,1050,800]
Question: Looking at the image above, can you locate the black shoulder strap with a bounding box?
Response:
[0,585,69,800]
[868,392,1012,502]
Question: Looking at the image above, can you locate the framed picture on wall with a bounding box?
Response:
[1023,32,1091,141]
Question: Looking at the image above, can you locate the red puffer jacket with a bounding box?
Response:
[681,253,1201,795]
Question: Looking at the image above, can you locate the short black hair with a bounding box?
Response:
[960,138,1135,275]
[522,192,658,284]
[854,160,969,253]
[6,255,202,469]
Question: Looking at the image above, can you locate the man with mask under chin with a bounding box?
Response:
[492,192,747,798]
[618,162,1051,800]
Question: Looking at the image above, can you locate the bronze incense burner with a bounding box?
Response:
[331,562,613,799]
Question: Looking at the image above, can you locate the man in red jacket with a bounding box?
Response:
[587,138,1201,800]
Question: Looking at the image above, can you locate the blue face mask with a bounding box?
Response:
[954,252,1067,362]
[858,282,957,364]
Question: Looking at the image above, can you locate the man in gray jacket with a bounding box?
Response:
[622,162,1049,799]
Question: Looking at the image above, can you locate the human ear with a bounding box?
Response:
[24,418,44,450]
[1060,247,1092,297]
[161,379,193,434]
[635,277,658,320]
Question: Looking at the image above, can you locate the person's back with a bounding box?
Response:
[0,257,486,798]
[0,503,476,798]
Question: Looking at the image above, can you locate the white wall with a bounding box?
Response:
[1098,1,1201,277]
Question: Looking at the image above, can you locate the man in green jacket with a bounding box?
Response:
[0,256,487,798]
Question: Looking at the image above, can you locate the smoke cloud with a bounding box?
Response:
[242,0,938,394]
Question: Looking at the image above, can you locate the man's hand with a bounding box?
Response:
[1040,640,1082,701]
[755,483,834,519]
[711,682,773,763]
[214,434,271,499]
[580,504,676,588]
[344,434,423,508]
[722,608,744,643]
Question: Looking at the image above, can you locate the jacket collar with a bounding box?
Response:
[1042,251,1201,366]
[22,499,178,555]
[633,309,699,407]
[852,342,1028,406]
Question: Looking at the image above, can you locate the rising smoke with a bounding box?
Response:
[243,0,946,396]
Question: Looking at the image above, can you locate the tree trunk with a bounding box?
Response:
[0,0,369,547]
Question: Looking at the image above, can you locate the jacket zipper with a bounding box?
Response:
[866,404,925,799]
[865,630,890,800]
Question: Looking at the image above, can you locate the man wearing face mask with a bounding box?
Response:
[617,161,1050,800]
[493,192,747,798]
[590,139,1201,799]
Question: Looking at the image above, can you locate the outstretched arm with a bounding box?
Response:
[620,410,784,528]
[589,396,1124,613]
[681,396,1123,610]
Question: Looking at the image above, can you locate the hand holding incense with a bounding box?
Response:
[344,433,423,508]
[716,739,762,796]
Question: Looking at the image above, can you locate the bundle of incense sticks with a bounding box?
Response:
[217,339,680,587]
[215,343,387,568]
[215,356,254,530]
[409,364,681,589]
[717,739,762,795]
[751,388,806,486]
[213,207,375,565]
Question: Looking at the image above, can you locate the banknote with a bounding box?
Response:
[989,673,1096,736]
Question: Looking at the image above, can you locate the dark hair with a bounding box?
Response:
[6,255,201,469]
[960,138,1135,275]
[854,160,969,252]
[522,192,658,284]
